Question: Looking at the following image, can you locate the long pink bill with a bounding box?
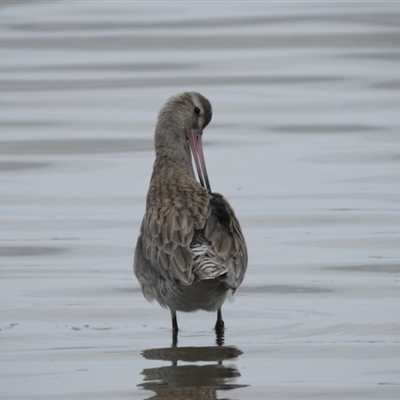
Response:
[187,130,211,192]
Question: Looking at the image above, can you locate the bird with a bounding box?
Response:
[134,92,247,344]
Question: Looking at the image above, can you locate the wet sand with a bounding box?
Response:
[1,1,400,399]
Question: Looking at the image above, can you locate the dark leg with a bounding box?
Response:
[171,310,178,346]
[172,311,178,331]
[215,308,224,331]
[215,308,225,346]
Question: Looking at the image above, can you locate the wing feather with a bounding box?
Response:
[138,192,247,289]
[139,194,211,286]
[201,193,248,288]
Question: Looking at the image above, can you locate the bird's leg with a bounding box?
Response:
[215,308,224,331]
[171,310,178,346]
[215,308,225,345]
[171,310,178,331]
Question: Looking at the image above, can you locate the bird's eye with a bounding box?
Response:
[193,106,200,115]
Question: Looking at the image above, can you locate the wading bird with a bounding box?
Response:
[134,92,247,344]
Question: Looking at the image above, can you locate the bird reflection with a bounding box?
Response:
[138,345,247,400]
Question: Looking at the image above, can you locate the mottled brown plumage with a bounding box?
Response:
[134,92,247,343]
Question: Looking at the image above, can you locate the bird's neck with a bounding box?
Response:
[147,131,209,208]
[151,153,195,181]
[146,157,203,208]
[153,120,195,178]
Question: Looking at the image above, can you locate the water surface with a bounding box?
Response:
[1,1,400,399]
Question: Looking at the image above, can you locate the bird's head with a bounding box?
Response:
[156,92,213,191]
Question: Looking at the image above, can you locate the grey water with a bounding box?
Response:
[1,1,400,399]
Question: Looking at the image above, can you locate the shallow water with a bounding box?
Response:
[1,1,400,399]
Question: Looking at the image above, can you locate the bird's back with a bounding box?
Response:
[134,174,247,312]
